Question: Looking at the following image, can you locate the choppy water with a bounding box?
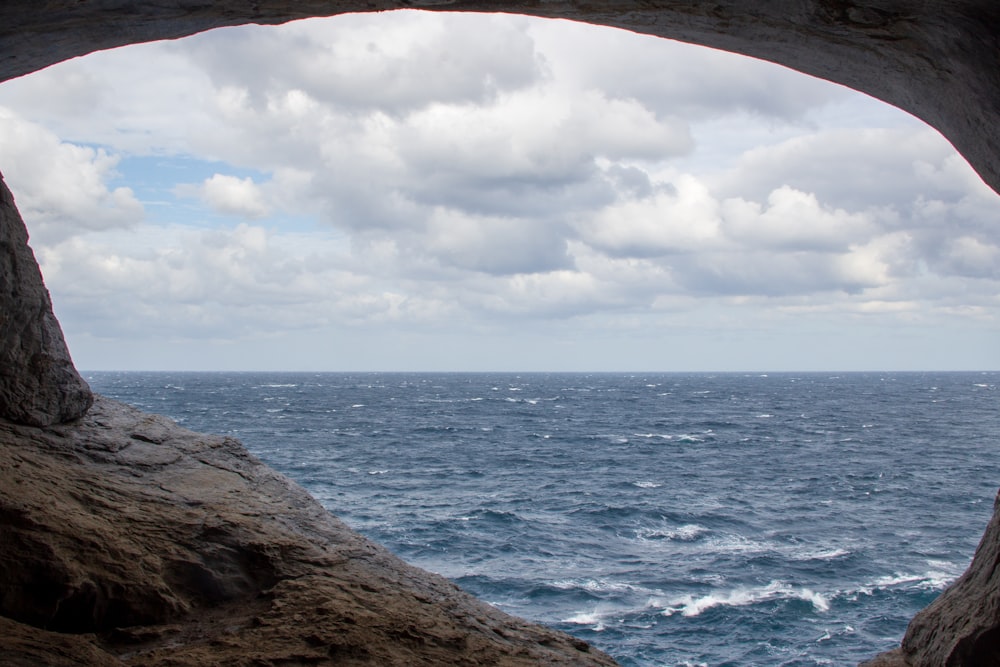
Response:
[86,371,1000,666]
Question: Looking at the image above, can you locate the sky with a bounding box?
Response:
[0,11,998,372]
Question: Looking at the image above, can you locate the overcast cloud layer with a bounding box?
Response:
[0,12,997,371]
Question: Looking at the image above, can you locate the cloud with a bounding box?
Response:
[0,107,143,243]
[721,186,874,251]
[1,11,998,371]
[710,126,982,214]
[183,12,547,114]
[575,174,722,257]
[938,236,1000,279]
[526,18,848,121]
[189,173,270,218]
[421,207,571,275]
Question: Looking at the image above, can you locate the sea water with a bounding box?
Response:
[85,371,1000,666]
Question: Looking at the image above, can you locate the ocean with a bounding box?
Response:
[85,371,1000,666]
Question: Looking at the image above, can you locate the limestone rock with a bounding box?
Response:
[0,395,617,666]
[0,173,92,425]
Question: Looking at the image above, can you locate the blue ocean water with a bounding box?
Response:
[85,371,1000,666]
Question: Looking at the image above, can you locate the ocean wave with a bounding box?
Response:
[550,578,658,595]
[861,563,965,593]
[659,581,830,617]
[700,534,853,563]
[636,524,708,542]
[562,608,613,631]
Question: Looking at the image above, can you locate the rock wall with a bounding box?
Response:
[0,173,92,426]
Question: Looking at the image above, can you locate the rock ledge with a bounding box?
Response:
[0,395,617,666]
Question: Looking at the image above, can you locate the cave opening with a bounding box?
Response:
[1,6,999,666]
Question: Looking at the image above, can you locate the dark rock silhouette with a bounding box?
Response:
[0,173,92,426]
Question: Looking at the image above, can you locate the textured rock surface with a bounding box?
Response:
[0,395,617,666]
[0,173,92,425]
[0,1,997,196]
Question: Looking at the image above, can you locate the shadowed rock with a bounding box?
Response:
[0,395,618,666]
[0,173,92,426]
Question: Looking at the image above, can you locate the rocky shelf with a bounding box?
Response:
[0,395,618,666]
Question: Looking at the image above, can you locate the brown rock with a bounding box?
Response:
[892,495,1000,666]
[0,172,92,426]
[0,395,618,666]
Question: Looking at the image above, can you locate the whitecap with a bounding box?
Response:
[632,480,662,489]
[549,578,657,596]
[561,609,608,631]
[637,524,708,542]
[858,561,965,595]
[660,581,830,617]
[798,547,851,561]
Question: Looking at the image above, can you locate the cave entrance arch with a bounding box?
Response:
[1,4,999,666]
[1,2,998,195]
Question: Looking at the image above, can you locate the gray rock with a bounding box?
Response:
[0,173,92,425]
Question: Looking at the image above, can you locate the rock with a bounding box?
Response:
[859,649,912,667]
[0,172,92,425]
[0,395,618,666]
[0,2,997,195]
[863,495,1000,666]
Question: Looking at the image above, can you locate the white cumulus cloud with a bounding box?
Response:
[196,173,270,219]
[0,107,143,243]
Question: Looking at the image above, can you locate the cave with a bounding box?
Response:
[1,2,998,665]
